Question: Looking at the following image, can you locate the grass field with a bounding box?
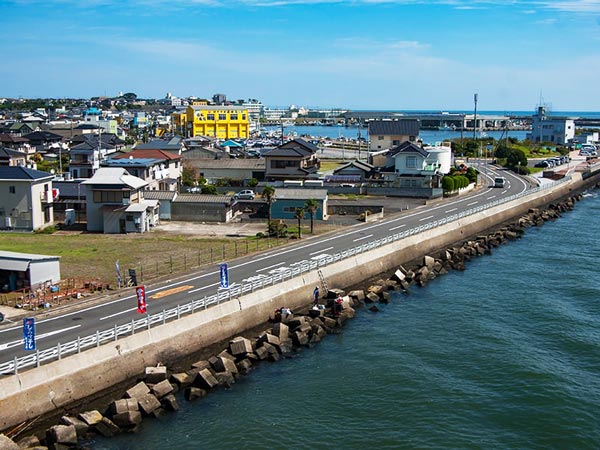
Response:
[0,230,303,287]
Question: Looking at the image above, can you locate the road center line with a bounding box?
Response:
[353,234,373,242]
[467,201,478,206]
[419,215,434,222]
[309,247,333,256]
[256,262,286,273]
[389,224,406,231]
[445,208,458,213]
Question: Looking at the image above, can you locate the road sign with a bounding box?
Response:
[136,285,147,314]
[23,317,35,351]
[220,263,229,289]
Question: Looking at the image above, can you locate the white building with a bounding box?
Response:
[527,106,575,145]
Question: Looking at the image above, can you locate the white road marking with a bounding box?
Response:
[256,262,286,273]
[419,215,434,222]
[445,208,458,213]
[487,195,497,200]
[389,224,406,231]
[188,281,220,294]
[467,201,478,206]
[0,325,82,351]
[353,234,373,242]
[309,247,333,256]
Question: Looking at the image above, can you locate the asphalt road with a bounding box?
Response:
[0,166,529,370]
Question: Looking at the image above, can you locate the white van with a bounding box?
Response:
[494,177,506,188]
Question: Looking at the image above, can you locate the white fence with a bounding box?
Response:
[0,177,571,375]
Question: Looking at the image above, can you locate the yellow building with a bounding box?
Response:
[176,105,249,140]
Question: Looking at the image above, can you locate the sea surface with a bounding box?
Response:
[89,191,600,450]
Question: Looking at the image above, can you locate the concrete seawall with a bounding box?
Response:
[0,172,592,432]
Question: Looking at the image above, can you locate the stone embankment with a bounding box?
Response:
[0,292,359,449]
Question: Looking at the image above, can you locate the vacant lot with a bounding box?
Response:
[0,221,341,286]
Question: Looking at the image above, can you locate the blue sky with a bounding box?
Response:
[1,0,599,111]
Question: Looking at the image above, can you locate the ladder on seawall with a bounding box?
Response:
[317,269,328,294]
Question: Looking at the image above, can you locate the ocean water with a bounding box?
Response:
[89,191,600,450]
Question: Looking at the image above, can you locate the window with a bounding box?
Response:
[271,160,300,169]
[378,136,384,141]
[207,114,215,120]
[392,140,400,146]
[406,156,417,168]
[93,190,123,203]
[242,114,246,120]
[219,114,226,121]
[9,186,16,194]
[230,114,238,120]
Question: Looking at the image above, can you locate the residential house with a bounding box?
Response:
[142,190,178,220]
[390,141,451,189]
[134,137,184,155]
[82,167,159,234]
[0,147,27,167]
[185,158,265,183]
[270,188,328,221]
[106,149,183,191]
[69,139,116,179]
[331,160,375,182]
[263,138,320,181]
[368,119,420,151]
[0,133,30,151]
[4,122,36,136]
[174,105,249,139]
[0,166,54,231]
[23,130,63,147]
[527,106,575,145]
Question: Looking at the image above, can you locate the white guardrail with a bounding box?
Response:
[0,178,571,375]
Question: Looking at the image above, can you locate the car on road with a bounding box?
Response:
[234,189,256,200]
[493,177,506,188]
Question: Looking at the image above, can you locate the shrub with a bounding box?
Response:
[441,176,455,192]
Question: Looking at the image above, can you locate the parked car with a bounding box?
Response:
[535,160,550,168]
[234,189,256,200]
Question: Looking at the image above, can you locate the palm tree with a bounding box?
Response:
[261,185,276,232]
[304,198,319,234]
[294,207,305,239]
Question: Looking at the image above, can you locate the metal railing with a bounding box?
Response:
[0,177,571,375]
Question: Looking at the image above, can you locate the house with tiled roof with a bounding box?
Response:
[0,166,54,231]
[0,133,30,151]
[0,147,27,167]
[82,167,159,233]
[110,149,183,190]
[368,119,420,151]
[263,138,320,181]
[389,141,451,189]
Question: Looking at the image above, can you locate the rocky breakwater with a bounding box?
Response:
[1,292,361,449]
[355,195,584,305]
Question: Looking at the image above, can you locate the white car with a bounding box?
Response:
[234,190,256,200]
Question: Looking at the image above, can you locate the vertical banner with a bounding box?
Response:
[219,263,229,289]
[115,260,122,287]
[23,317,35,351]
[136,285,147,314]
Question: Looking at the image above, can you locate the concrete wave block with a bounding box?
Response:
[125,381,150,400]
[112,410,142,429]
[145,366,168,384]
[111,398,139,415]
[151,379,174,399]
[137,393,161,416]
[46,424,77,446]
[78,410,103,427]
[193,368,219,390]
[94,417,121,437]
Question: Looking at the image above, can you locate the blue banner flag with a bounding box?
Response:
[219,263,229,289]
[115,260,122,286]
[23,317,35,351]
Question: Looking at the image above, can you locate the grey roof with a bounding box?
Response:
[71,141,116,151]
[0,166,54,181]
[143,190,178,201]
[135,137,182,151]
[391,141,429,158]
[81,167,147,189]
[174,194,233,204]
[23,131,63,142]
[333,160,374,174]
[0,251,60,272]
[101,158,161,168]
[368,120,420,136]
[186,158,265,169]
[263,146,313,158]
[0,147,26,158]
[53,180,85,198]
[280,138,319,153]
[274,188,327,200]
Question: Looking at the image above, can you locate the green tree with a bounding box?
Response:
[495,144,511,159]
[466,167,477,184]
[122,92,137,102]
[261,185,276,230]
[441,176,455,192]
[304,198,319,234]
[201,184,217,194]
[248,178,258,188]
[294,207,305,239]
[181,166,198,187]
[507,148,527,168]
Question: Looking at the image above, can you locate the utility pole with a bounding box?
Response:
[473,93,478,141]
